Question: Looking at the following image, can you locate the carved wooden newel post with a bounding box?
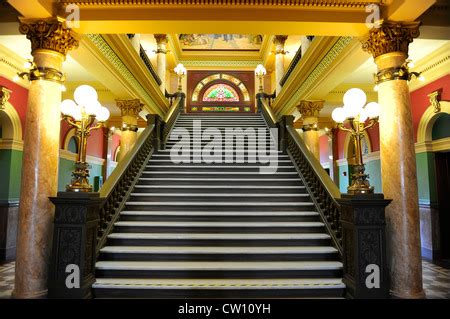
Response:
[338,194,391,299]
[48,193,104,299]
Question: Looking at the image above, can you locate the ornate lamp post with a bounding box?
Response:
[255,64,267,93]
[331,88,380,195]
[60,84,110,192]
[174,63,187,92]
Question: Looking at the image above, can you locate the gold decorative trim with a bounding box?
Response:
[60,0,379,9]
[361,21,421,59]
[0,86,12,110]
[0,139,24,151]
[18,17,79,56]
[415,138,450,154]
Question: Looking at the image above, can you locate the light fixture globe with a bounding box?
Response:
[331,107,346,123]
[174,63,187,76]
[71,104,83,121]
[96,106,110,122]
[60,99,77,117]
[74,85,98,107]
[85,100,102,116]
[343,88,367,110]
[255,64,267,77]
[365,102,380,119]
[343,102,362,119]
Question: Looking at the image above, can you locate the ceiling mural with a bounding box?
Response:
[179,34,263,51]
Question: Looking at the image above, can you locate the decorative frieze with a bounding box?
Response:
[361,21,421,59]
[18,17,79,56]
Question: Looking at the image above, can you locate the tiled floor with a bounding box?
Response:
[0,260,449,299]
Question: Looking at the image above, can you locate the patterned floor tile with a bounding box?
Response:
[1,260,449,299]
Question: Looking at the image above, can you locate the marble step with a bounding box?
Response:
[106,232,332,247]
[92,278,345,298]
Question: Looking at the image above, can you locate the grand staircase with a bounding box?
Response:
[92,114,344,298]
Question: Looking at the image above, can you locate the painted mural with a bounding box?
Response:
[179,34,263,51]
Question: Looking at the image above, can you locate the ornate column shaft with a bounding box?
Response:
[116,99,143,161]
[300,36,313,57]
[14,17,79,298]
[273,35,288,95]
[297,100,324,160]
[154,34,168,94]
[362,21,424,299]
[129,34,141,53]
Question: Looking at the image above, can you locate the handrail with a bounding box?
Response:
[285,125,343,255]
[279,48,302,87]
[96,123,156,252]
[139,45,162,86]
[162,93,185,148]
[256,93,277,128]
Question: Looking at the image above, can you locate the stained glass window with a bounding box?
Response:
[202,84,239,102]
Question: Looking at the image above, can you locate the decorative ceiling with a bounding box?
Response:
[179,34,263,51]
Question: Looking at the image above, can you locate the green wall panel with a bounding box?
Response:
[0,149,23,200]
[57,158,103,192]
[416,152,437,205]
[365,159,382,193]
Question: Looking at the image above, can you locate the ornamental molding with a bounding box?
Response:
[85,34,164,116]
[60,0,379,9]
[116,99,144,117]
[0,86,12,110]
[361,21,421,59]
[297,100,324,117]
[18,17,79,56]
[275,36,353,117]
[179,59,261,68]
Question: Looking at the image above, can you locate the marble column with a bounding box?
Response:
[102,127,114,180]
[300,36,313,57]
[362,21,424,299]
[129,34,141,54]
[13,18,79,298]
[116,99,143,162]
[154,34,168,94]
[297,100,324,160]
[273,35,288,95]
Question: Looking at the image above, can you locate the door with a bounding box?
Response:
[435,152,450,260]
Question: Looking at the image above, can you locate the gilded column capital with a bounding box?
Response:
[116,99,144,117]
[0,86,12,110]
[273,35,288,54]
[296,100,324,118]
[361,21,421,59]
[18,17,79,56]
[154,34,169,45]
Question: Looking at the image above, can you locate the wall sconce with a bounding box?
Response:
[60,84,110,192]
[332,88,380,195]
[255,64,267,93]
[174,63,187,92]
[13,59,66,92]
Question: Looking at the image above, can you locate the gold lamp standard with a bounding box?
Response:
[255,64,267,93]
[60,84,111,192]
[174,63,187,92]
[332,88,380,195]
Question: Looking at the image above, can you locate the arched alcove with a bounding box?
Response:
[417,101,450,143]
[63,127,79,153]
[0,102,23,141]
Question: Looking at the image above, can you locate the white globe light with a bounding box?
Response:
[365,102,381,119]
[74,85,98,107]
[255,64,267,76]
[60,99,76,116]
[85,100,102,116]
[359,108,369,123]
[71,104,83,121]
[331,107,347,123]
[96,106,110,122]
[343,88,367,110]
[343,102,362,119]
